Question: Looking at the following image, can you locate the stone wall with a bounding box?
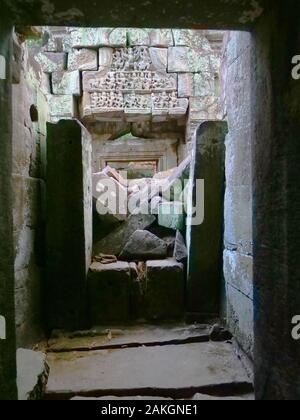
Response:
[221,32,254,357]
[12,35,48,347]
[33,28,223,150]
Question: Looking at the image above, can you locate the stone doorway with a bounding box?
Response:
[2,0,299,401]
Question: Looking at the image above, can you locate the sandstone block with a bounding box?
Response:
[194,72,215,97]
[88,262,132,324]
[46,94,76,119]
[35,52,66,73]
[109,28,127,47]
[52,70,81,96]
[178,73,193,97]
[119,230,168,261]
[128,29,150,46]
[145,259,184,320]
[70,28,110,48]
[94,214,156,257]
[149,29,174,47]
[99,48,114,72]
[149,48,168,72]
[168,47,190,73]
[68,48,98,71]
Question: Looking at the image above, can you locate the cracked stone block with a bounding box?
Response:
[109,28,127,47]
[146,259,184,320]
[68,48,98,71]
[35,52,66,73]
[158,202,185,231]
[128,28,150,46]
[194,73,215,97]
[149,29,174,47]
[99,48,114,72]
[149,48,168,72]
[173,30,213,53]
[17,349,49,400]
[88,262,132,324]
[178,73,193,97]
[52,70,81,96]
[70,28,110,48]
[47,94,76,119]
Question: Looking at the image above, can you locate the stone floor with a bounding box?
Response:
[44,324,254,400]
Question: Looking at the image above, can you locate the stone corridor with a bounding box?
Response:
[1,0,300,401]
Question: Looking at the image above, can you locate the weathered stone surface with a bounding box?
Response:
[146,259,184,320]
[119,230,168,261]
[35,52,66,73]
[46,94,76,119]
[149,48,168,72]
[98,47,113,72]
[46,121,92,330]
[189,96,222,121]
[94,214,156,257]
[178,73,193,97]
[223,250,253,299]
[146,225,176,257]
[187,122,227,315]
[109,28,127,47]
[46,341,252,398]
[70,28,110,48]
[17,349,49,400]
[168,46,211,73]
[174,231,188,263]
[149,29,174,47]
[52,70,81,96]
[88,262,132,324]
[68,48,98,71]
[168,47,189,73]
[194,73,215,97]
[128,29,150,46]
[158,202,185,231]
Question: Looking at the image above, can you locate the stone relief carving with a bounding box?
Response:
[82,46,188,117]
[112,47,151,71]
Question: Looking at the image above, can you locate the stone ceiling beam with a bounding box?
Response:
[4,0,268,29]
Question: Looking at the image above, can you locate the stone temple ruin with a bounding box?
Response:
[21,27,223,327]
[2,0,300,402]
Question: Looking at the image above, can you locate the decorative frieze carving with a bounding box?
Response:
[83,71,176,93]
[112,47,152,71]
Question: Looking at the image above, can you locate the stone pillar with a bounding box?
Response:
[186,121,227,317]
[252,0,300,400]
[0,22,17,400]
[46,120,92,331]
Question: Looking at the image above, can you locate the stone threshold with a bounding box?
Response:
[45,382,254,401]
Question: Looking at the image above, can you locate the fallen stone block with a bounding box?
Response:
[161,156,191,201]
[158,202,185,231]
[17,349,49,400]
[146,259,185,320]
[93,171,128,223]
[94,214,156,257]
[146,224,176,257]
[88,262,132,324]
[119,230,168,261]
[174,230,188,263]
